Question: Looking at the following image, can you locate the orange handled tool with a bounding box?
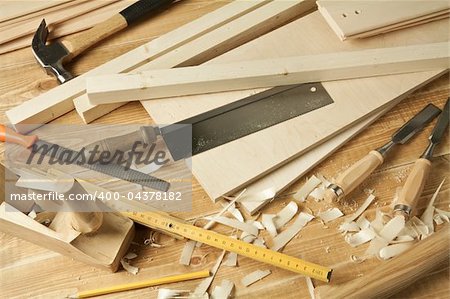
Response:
[0,124,38,148]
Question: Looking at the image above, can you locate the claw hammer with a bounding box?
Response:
[32,0,175,84]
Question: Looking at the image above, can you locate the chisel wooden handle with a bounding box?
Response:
[62,0,174,60]
[324,150,384,202]
[315,224,449,299]
[0,124,38,148]
[394,158,431,217]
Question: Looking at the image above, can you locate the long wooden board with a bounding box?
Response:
[86,42,448,104]
[317,0,449,40]
[142,12,448,201]
[5,0,272,133]
[0,0,73,23]
[75,0,316,123]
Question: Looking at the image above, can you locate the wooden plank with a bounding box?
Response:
[142,13,448,201]
[0,0,73,23]
[317,0,449,40]
[86,42,449,104]
[5,0,274,133]
[0,0,120,45]
[75,0,316,123]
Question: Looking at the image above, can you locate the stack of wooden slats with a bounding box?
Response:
[0,0,137,54]
[316,0,450,40]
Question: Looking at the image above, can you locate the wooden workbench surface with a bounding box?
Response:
[0,1,448,298]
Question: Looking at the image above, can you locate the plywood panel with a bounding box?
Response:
[142,13,448,201]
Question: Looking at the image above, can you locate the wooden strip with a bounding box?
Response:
[75,0,316,123]
[142,13,448,201]
[6,0,272,133]
[86,42,449,104]
[0,0,119,45]
[317,0,449,40]
[0,0,73,23]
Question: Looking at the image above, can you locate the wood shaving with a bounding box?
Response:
[180,240,196,265]
[310,186,326,202]
[223,252,237,267]
[345,194,375,223]
[262,214,278,237]
[338,221,360,233]
[273,201,298,229]
[317,174,332,188]
[345,228,376,247]
[356,216,371,230]
[271,213,314,251]
[249,220,265,230]
[253,238,266,248]
[220,201,244,222]
[317,208,343,223]
[370,209,385,233]
[120,259,139,275]
[350,255,366,263]
[204,216,259,236]
[305,276,316,299]
[240,231,256,243]
[434,213,445,225]
[211,279,234,299]
[379,215,405,242]
[241,270,271,287]
[420,179,445,233]
[158,289,191,299]
[378,243,413,260]
[123,252,138,260]
[293,175,321,202]
[435,209,450,223]
[191,251,225,297]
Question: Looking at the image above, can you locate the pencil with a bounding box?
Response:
[69,269,210,298]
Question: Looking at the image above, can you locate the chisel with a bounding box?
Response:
[324,104,441,202]
[394,99,449,218]
[0,125,170,191]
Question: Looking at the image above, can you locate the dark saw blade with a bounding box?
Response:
[161,83,334,161]
[429,99,449,144]
[30,140,170,191]
[392,103,441,144]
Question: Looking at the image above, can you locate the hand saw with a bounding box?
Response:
[84,83,334,160]
[0,124,170,191]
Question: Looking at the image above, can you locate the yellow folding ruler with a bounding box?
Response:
[121,210,332,282]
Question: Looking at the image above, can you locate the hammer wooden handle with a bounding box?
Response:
[315,224,449,299]
[394,158,431,217]
[324,150,384,202]
[61,0,174,60]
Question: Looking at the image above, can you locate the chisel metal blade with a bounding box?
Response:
[429,99,449,144]
[392,103,441,144]
[31,140,170,191]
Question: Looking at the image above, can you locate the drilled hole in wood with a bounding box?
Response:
[355,10,361,15]
[341,13,347,18]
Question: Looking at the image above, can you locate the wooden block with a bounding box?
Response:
[142,13,448,201]
[0,202,134,272]
[75,0,316,123]
[317,0,450,40]
[5,0,276,133]
[86,42,449,104]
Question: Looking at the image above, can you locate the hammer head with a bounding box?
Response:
[32,19,74,84]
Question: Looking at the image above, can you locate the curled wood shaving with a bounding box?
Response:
[249,220,265,230]
[120,255,139,275]
[180,240,196,265]
[241,270,271,287]
[240,231,256,243]
[271,213,314,252]
[370,209,385,233]
[435,208,450,222]
[378,243,413,260]
[310,186,326,202]
[211,279,234,299]
[253,237,266,248]
[434,213,445,225]
[262,214,278,237]
[317,208,343,223]
[305,276,316,299]
[293,175,321,202]
[345,194,375,223]
[356,216,370,230]
[345,228,376,247]
[191,251,225,297]
[420,179,445,233]
[204,216,259,236]
[350,255,366,263]
[317,174,332,188]
[157,289,191,299]
[273,201,298,229]
[379,215,405,241]
[338,221,360,233]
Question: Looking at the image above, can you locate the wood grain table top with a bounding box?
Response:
[0,1,448,298]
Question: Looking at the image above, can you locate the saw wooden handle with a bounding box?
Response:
[315,224,449,299]
[0,124,37,148]
[324,150,384,201]
[61,14,128,60]
[394,158,431,217]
